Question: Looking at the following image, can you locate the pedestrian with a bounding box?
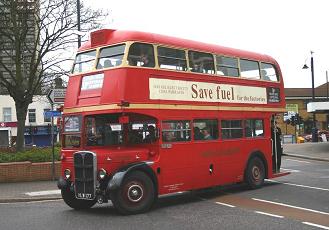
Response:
[271,120,282,172]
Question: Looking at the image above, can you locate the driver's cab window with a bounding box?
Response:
[128,43,155,68]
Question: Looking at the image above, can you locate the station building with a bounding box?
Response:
[278,82,329,136]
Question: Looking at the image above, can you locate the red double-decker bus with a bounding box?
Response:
[57,29,288,214]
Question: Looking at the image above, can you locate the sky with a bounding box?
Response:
[82,0,329,88]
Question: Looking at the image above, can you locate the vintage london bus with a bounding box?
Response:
[57,29,288,214]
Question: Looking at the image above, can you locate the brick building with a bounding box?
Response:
[278,82,329,136]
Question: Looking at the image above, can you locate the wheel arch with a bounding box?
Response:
[106,162,158,197]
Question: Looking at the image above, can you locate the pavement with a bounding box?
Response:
[0,142,328,203]
[283,141,329,162]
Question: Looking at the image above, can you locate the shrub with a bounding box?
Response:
[0,147,61,163]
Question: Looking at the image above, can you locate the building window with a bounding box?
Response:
[44,109,51,122]
[3,107,12,122]
[28,109,36,123]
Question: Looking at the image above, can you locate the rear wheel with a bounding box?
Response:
[111,171,155,215]
[245,157,265,189]
[61,188,96,210]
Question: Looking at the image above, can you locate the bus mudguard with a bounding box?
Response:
[106,161,157,192]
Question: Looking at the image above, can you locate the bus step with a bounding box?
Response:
[272,171,291,178]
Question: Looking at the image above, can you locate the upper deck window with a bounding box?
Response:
[128,43,155,68]
[260,63,279,82]
[188,51,215,74]
[72,50,96,73]
[216,56,239,77]
[157,46,187,71]
[240,59,260,80]
[96,44,125,69]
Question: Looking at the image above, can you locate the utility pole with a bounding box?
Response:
[326,70,329,100]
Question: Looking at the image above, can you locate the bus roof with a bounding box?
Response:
[79,29,276,64]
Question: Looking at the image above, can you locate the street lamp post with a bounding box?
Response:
[303,51,318,142]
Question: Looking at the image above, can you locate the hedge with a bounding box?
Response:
[0,147,61,163]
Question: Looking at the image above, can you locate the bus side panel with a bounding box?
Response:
[159,142,195,194]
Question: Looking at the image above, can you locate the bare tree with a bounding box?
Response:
[0,0,107,151]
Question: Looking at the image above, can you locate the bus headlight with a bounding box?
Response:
[98,168,107,180]
[64,169,71,179]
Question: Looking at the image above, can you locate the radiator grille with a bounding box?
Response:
[74,151,96,200]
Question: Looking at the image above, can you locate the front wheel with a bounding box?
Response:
[111,171,155,215]
[61,188,97,210]
[245,157,265,189]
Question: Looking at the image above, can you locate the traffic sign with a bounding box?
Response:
[44,110,62,118]
[47,88,66,104]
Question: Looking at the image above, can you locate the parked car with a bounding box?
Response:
[303,130,329,142]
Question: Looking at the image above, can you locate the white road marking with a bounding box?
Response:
[286,159,311,164]
[215,202,235,208]
[252,198,329,215]
[266,179,329,192]
[280,168,300,172]
[302,222,329,230]
[254,211,284,219]
[0,199,62,205]
[25,190,61,196]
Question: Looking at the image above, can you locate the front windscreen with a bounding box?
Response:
[63,115,82,148]
[64,116,81,132]
[72,50,96,73]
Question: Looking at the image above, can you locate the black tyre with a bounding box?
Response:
[245,157,265,189]
[111,171,155,215]
[61,188,97,210]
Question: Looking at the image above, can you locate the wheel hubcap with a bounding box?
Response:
[127,184,143,202]
[252,166,261,181]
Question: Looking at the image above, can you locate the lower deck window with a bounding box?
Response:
[245,119,264,137]
[85,116,123,146]
[162,120,191,142]
[193,119,218,140]
[221,120,243,139]
[129,122,157,144]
